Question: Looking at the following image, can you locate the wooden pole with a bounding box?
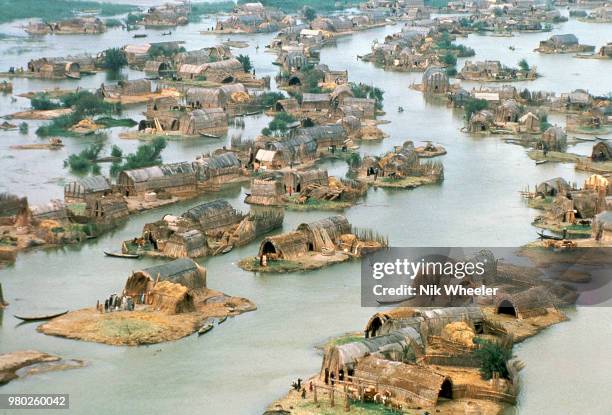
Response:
[330,389,335,407]
[313,385,318,403]
[344,392,350,412]
[0,283,6,306]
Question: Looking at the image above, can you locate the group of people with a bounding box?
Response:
[98,293,135,313]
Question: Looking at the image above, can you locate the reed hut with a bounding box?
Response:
[178,108,227,135]
[518,112,540,133]
[124,258,206,312]
[354,356,453,407]
[199,58,244,83]
[296,215,351,251]
[30,200,67,221]
[540,126,567,151]
[64,176,111,203]
[117,162,197,197]
[495,287,554,319]
[422,67,449,94]
[324,70,349,85]
[535,177,570,197]
[294,125,347,153]
[468,110,494,133]
[266,135,317,163]
[495,100,521,123]
[591,141,612,162]
[144,60,174,79]
[330,84,354,108]
[301,93,331,111]
[245,179,284,206]
[185,84,247,110]
[340,98,377,119]
[100,79,151,98]
[83,196,129,226]
[569,190,601,219]
[275,98,299,113]
[365,307,485,339]
[183,199,244,232]
[0,193,28,225]
[194,152,242,185]
[584,174,610,194]
[592,210,612,242]
[254,149,286,170]
[258,231,309,260]
[283,169,328,193]
[320,327,424,384]
[163,230,208,258]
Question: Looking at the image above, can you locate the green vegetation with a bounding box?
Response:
[19,122,28,134]
[0,0,138,24]
[101,48,128,71]
[189,1,235,22]
[236,54,253,73]
[464,98,488,120]
[148,44,185,59]
[442,52,457,66]
[473,338,512,380]
[31,93,61,111]
[350,82,384,110]
[64,143,103,175]
[95,117,136,128]
[262,112,296,136]
[257,91,285,108]
[426,0,451,7]
[36,91,120,136]
[110,137,167,176]
[237,0,359,13]
[518,59,530,72]
[110,145,123,158]
[435,32,475,57]
[104,18,123,28]
[303,6,317,22]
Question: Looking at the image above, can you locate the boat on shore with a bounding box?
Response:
[198,323,214,336]
[104,251,140,259]
[14,311,68,322]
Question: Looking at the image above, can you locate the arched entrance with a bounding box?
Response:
[221,75,234,83]
[497,299,517,317]
[288,76,301,86]
[439,378,453,400]
[261,241,278,256]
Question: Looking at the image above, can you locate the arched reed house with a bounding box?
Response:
[194,152,242,186]
[422,67,449,94]
[495,287,555,319]
[124,258,207,314]
[117,162,197,197]
[283,169,329,193]
[64,176,111,203]
[245,179,285,206]
[320,327,424,384]
[296,215,351,251]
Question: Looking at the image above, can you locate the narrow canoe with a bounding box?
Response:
[104,251,140,259]
[198,324,214,336]
[14,310,68,322]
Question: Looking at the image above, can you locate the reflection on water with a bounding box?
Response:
[0,7,611,415]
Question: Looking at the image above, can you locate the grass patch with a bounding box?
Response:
[189,1,235,22]
[528,196,553,210]
[285,197,352,211]
[0,0,139,24]
[97,317,161,339]
[96,117,137,128]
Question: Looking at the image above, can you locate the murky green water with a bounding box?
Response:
[1,6,611,415]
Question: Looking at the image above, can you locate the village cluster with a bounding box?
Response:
[0,0,611,414]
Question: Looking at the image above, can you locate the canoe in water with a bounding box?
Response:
[198,323,214,336]
[104,251,140,259]
[13,310,68,322]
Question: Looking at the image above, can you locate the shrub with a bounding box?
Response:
[64,143,104,174]
[110,137,167,176]
[442,53,457,66]
[473,338,512,380]
[350,82,384,110]
[19,122,28,134]
[102,48,127,71]
[303,6,317,22]
[464,98,488,120]
[518,59,530,72]
[237,54,253,73]
[31,93,61,110]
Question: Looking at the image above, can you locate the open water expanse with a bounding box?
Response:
[0,4,611,414]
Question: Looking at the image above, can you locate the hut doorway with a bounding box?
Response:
[497,299,517,317]
[324,369,329,384]
[221,75,234,83]
[339,369,344,382]
[261,241,278,256]
[171,120,179,130]
[302,118,315,127]
[438,379,453,400]
[288,76,301,86]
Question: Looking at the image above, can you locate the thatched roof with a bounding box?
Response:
[258,231,309,259]
[592,141,612,161]
[294,125,347,145]
[593,210,612,240]
[246,179,284,206]
[149,280,195,314]
[495,286,554,319]
[297,215,351,249]
[321,327,424,377]
[0,193,28,217]
[125,258,207,295]
[182,199,243,231]
[365,307,485,338]
[354,355,449,408]
[121,162,195,184]
[179,108,226,134]
[65,176,110,197]
[536,177,570,196]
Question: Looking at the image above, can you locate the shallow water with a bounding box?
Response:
[1,7,611,415]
